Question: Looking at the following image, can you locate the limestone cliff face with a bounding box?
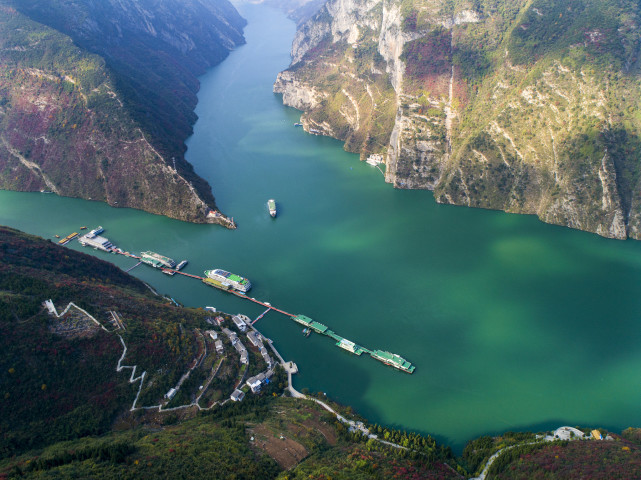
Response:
[0,0,246,226]
[276,0,641,240]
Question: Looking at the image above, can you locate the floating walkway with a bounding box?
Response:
[252,307,272,325]
[125,261,142,272]
[59,228,415,374]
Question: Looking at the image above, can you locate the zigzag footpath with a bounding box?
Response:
[44,299,423,457]
[44,299,272,413]
[115,335,146,411]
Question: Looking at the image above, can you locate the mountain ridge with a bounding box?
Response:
[275,0,641,239]
[0,0,245,226]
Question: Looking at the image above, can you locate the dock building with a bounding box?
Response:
[78,233,115,252]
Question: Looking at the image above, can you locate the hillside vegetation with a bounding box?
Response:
[0,225,268,456]
[1,225,641,478]
[0,0,245,226]
[276,0,641,239]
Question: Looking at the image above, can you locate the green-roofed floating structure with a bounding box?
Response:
[291,315,414,373]
[205,268,252,293]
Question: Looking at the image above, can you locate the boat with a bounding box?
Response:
[205,269,251,293]
[58,232,78,245]
[140,251,176,269]
[370,350,415,373]
[162,269,176,276]
[365,154,384,166]
[85,226,104,239]
[176,260,188,270]
[54,235,60,238]
[267,199,277,218]
[294,122,303,127]
[80,226,87,230]
[302,328,311,337]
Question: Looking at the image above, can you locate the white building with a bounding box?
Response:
[230,389,245,402]
[232,315,247,332]
[247,331,263,347]
[247,377,262,393]
[78,234,115,252]
[223,328,238,345]
[44,299,57,315]
[246,372,267,393]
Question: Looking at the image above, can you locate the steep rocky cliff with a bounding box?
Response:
[275,0,641,239]
[0,0,245,226]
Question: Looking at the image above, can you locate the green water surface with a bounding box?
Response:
[1,4,640,451]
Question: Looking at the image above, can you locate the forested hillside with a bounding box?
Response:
[0,0,245,226]
[276,0,641,239]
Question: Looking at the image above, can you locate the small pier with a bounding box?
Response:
[125,261,142,272]
[252,307,272,325]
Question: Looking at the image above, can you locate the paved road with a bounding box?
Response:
[471,426,605,480]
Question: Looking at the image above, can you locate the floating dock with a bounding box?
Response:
[290,315,412,372]
[336,339,365,356]
[140,251,176,269]
[59,227,415,374]
[78,226,116,252]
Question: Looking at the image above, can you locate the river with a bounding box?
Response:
[1,3,641,451]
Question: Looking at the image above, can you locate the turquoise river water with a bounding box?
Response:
[1,3,641,451]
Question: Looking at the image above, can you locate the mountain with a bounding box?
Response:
[275,0,641,239]
[0,225,225,456]
[0,0,245,227]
